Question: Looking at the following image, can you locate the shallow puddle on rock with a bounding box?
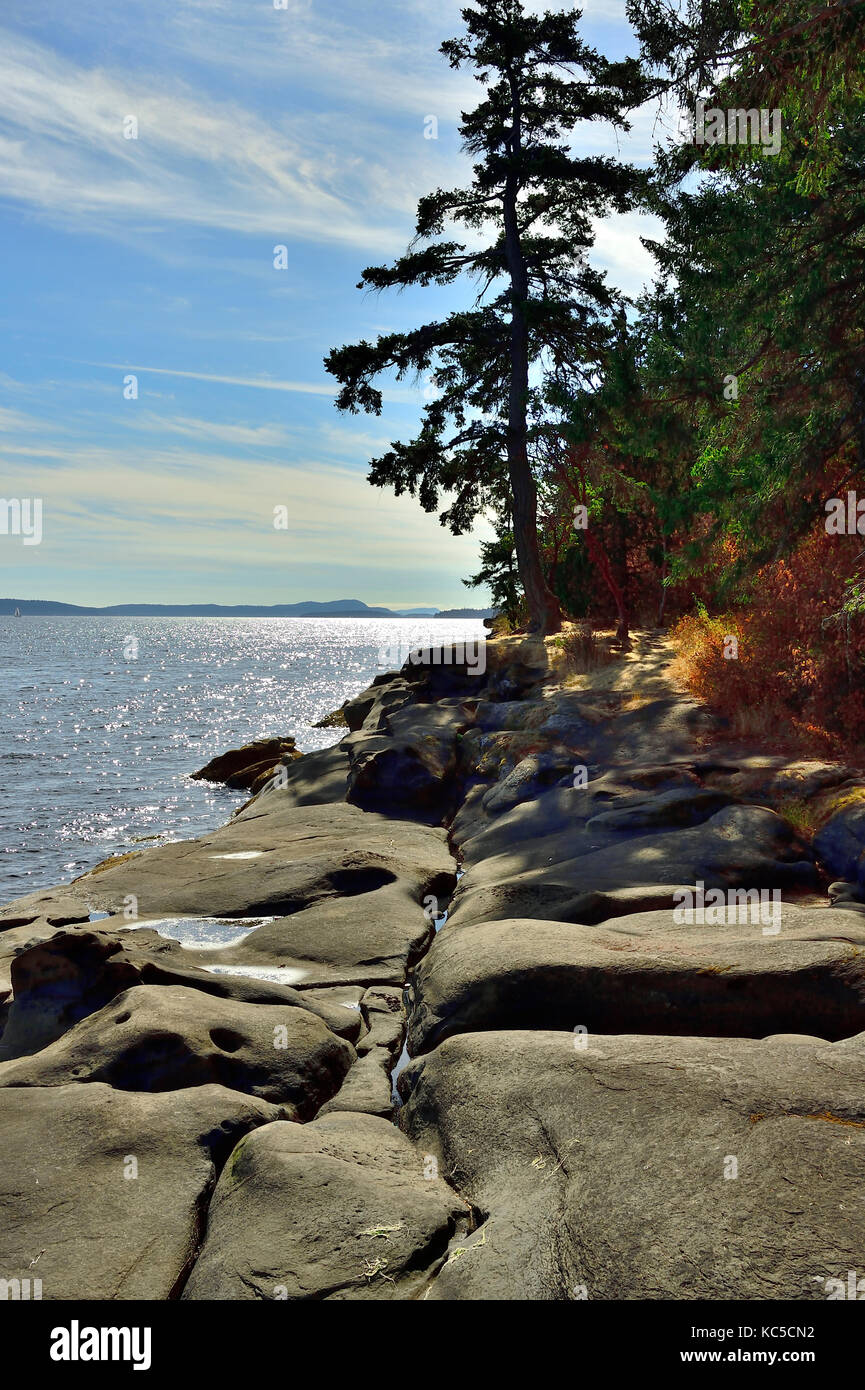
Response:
[203,962,311,986]
[141,917,274,949]
[207,851,268,861]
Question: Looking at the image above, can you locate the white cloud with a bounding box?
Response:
[0,29,433,252]
[0,434,493,575]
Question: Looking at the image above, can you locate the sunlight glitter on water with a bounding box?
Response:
[0,615,486,897]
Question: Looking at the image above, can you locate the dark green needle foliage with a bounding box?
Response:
[325,0,648,632]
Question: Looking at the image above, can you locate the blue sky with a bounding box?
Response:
[0,0,670,608]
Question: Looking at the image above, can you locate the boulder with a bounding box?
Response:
[400,1030,865,1300]
[342,677,415,733]
[182,1111,471,1300]
[345,726,460,814]
[813,792,865,887]
[0,984,355,1114]
[408,904,865,1053]
[0,1082,280,1300]
[191,737,302,789]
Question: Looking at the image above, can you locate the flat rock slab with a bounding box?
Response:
[182,1111,471,1300]
[0,985,355,1114]
[4,803,454,924]
[400,1030,865,1300]
[190,880,435,989]
[0,1082,280,1300]
[448,805,816,929]
[408,905,865,1051]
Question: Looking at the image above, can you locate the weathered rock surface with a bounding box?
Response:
[447,805,816,929]
[400,1030,865,1300]
[408,904,865,1052]
[240,744,351,809]
[0,927,361,1061]
[319,986,405,1117]
[0,985,354,1113]
[3,803,453,928]
[191,737,302,789]
[0,1082,281,1300]
[182,1111,471,1300]
[190,884,436,989]
[813,792,865,891]
[6,629,864,1304]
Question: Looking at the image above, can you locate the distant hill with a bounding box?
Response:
[434,607,497,619]
[0,598,405,618]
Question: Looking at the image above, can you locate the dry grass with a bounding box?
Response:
[551,622,621,678]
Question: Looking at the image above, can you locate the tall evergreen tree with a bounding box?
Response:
[325,0,647,633]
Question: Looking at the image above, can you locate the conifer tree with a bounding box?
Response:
[325,0,647,632]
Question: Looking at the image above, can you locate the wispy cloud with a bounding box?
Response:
[0,433,493,579]
[83,361,339,397]
[0,27,438,253]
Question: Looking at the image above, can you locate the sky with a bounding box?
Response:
[0,0,672,609]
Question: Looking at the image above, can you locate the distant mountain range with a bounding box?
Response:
[0,598,495,619]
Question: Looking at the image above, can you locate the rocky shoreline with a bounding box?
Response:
[3,630,865,1300]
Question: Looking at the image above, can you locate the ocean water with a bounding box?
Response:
[0,615,486,902]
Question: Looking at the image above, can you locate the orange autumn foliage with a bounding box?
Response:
[670,529,865,758]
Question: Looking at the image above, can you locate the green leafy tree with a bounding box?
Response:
[325,0,648,633]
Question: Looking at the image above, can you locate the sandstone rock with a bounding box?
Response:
[482,752,579,815]
[317,1049,396,1118]
[318,986,405,1118]
[0,926,362,1061]
[448,805,816,930]
[37,803,454,923]
[0,984,354,1114]
[408,904,865,1052]
[182,1111,471,1300]
[239,745,351,810]
[345,723,460,814]
[400,1030,865,1300]
[0,1082,280,1300]
[191,737,301,790]
[585,786,735,832]
[342,677,415,733]
[190,882,437,989]
[813,793,865,889]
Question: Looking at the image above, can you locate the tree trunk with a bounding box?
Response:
[503,71,561,637]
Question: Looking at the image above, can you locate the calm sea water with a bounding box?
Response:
[0,616,485,902]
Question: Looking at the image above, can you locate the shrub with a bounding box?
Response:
[670,529,865,758]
